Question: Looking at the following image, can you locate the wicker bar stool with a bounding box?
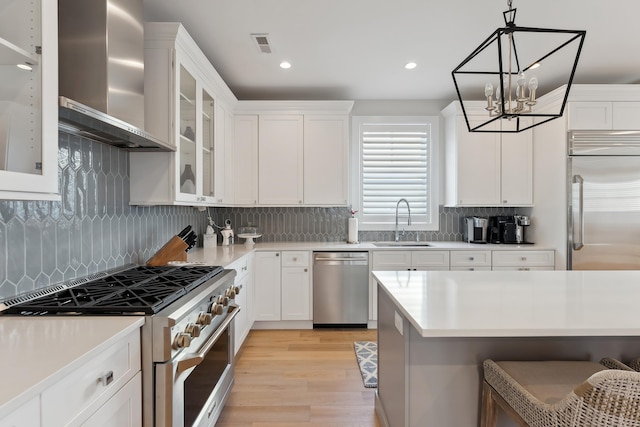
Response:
[481,359,640,427]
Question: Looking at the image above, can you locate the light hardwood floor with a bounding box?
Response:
[216,329,381,427]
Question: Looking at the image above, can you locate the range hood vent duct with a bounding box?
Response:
[57,0,174,152]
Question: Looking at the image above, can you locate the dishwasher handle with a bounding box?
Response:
[313,253,369,265]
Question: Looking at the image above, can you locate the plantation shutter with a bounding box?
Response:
[361,123,431,225]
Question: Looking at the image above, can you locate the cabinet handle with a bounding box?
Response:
[276,253,280,257]
[304,268,308,272]
[99,371,114,386]
[503,200,508,203]
[521,257,527,261]
[469,256,474,261]
[519,267,530,271]
[293,257,298,261]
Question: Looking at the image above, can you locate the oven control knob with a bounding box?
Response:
[208,302,224,315]
[184,323,201,338]
[217,296,229,306]
[172,332,192,350]
[233,285,241,295]
[225,288,236,299]
[196,312,212,325]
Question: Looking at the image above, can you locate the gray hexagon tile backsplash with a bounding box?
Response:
[0,132,204,301]
[0,132,521,301]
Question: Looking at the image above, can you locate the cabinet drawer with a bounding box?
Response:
[492,250,555,267]
[450,251,491,267]
[281,251,309,267]
[372,251,412,269]
[451,266,492,271]
[41,330,141,427]
[228,255,250,279]
[411,251,450,268]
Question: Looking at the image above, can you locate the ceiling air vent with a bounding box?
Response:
[251,33,272,54]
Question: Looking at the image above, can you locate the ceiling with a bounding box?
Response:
[143,0,640,102]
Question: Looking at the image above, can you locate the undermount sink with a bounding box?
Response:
[372,242,431,247]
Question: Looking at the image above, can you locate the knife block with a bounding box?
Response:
[146,235,188,266]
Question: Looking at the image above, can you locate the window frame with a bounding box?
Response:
[350,115,439,231]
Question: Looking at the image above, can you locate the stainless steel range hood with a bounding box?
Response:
[58,0,174,152]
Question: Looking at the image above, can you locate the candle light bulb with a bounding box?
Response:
[485,82,494,97]
[527,77,539,106]
[516,72,526,101]
[528,77,538,90]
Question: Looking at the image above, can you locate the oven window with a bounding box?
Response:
[184,328,230,426]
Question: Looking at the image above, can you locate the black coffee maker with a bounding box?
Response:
[487,215,515,244]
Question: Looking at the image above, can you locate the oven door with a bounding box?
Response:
[155,305,239,427]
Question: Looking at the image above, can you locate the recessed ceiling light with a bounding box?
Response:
[17,63,33,71]
[405,62,417,70]
[280,61,292,69]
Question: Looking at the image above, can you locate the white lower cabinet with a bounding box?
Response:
[450,250,492,271]
[41,330,141,427]
[1,327,142,427]
[492,250,555,271]
[372,251,450,271]
[81,373,142,427]
[281,251,311,321]
[253,251,281,321]
[229,253,254,354]
[253,251,311,325]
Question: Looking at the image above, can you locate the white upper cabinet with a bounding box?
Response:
[0,0,58,200]
[233,115,259,205]
[258,115,304,205]
[442,102,533,207]
[130,22,236,206]
[303,115,349,205]
[233,101,353,207]
[568,101,640,130]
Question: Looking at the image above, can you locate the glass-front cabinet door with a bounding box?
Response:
[0,0,58,200]
[202,89,215,200]
[175,59,217,204]
[178,65,197,198]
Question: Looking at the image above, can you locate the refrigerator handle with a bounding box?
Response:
[573,174,585,251]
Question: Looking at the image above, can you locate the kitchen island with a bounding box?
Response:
[373,270,640,427]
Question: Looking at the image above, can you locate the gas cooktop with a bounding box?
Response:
[3,265,224,315]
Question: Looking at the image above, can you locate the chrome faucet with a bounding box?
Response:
[395,198,411,242]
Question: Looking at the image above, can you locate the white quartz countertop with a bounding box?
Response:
[373,270,640,338]
[0,316,144,419]
[188,241,549,268]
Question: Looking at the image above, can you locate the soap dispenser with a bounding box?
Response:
[220,219,234,246]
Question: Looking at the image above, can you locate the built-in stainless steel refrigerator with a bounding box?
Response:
[568,130,640,269]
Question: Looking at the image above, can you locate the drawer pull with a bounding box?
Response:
[304,268,308,272]
[99,371,114,387]
[521,257,527,261]
[519,267,530,271]
[293,257,298,261]
[469,257,474,261]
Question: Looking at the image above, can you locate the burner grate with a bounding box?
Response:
[3,265,224,315]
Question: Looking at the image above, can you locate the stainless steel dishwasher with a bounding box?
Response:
[313,251,369,327]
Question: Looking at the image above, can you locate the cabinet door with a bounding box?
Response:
[281,266,311,321]
[0,0,58,200]
[568,102,613,130]
[501,123,532,206]
[411,251,450,270]
[453,117,501,205]
[80,373,142,427]
[372,251,412,270]
[449,251,491,268]
[253,252,281,321]
[612,102,640,130]
[258,115,304,205]
[303,115,349,205]
[202,89,215,202]
[233,115,259,205]
[176,62,199,201]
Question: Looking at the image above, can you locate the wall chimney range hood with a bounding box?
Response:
[58,0,174,152]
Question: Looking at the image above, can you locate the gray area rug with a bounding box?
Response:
[354,341,378,388]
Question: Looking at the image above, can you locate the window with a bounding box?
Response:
[351,116,439,231]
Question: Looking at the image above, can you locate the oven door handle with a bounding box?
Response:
[176,304,240,376]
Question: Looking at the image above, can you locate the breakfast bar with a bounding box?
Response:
[372,270,640,427]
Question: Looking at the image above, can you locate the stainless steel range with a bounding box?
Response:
[1,264,238,427]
